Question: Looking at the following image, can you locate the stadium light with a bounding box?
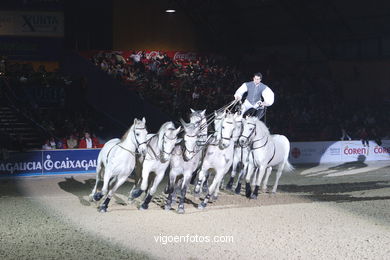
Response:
[165,9,176,13]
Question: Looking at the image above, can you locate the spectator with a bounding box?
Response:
[79,132,97,149]
[66,134,78,149]
[42,139,53,150]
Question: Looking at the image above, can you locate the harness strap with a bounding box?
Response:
[267,143,276,165]
[118,145,136,156]
[146,136,160,160]
[105,143,118,165]
[252,137,268,150]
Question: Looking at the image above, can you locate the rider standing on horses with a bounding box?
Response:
[234,72,274,120]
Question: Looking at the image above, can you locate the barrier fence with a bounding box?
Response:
[1,140,389,177]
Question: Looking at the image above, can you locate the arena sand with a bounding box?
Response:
[1,161,390,259]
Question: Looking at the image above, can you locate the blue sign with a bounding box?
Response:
[0,149,100,177]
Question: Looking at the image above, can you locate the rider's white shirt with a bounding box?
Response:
[234,82,275,107]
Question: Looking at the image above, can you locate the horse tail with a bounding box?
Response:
[282,160,294,173]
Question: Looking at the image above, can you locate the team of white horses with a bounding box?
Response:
[89,102,293,213]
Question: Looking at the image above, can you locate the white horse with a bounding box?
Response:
[194,112,239,209]
[239,116,294,199]
[225,115,250,194]
[189,108,207,146]
[192,109,226,192]
[165,120,202,214]
[130,122,181,210]
[89,118,148,212]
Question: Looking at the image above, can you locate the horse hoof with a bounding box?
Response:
[177,208,185,214]
[131,188,143,199]
[198,202,206,210]
[211,195,218,201]
[164,205,172,211]
[93,192,103,202]
[139,205,148,210]
[250,194,258,200]
[98,206,107,213]
[193,188,200,197]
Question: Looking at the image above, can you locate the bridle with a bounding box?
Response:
[116,125,147,156]
[133,126,148,149]
[239,122,267,149]
[160,132,177,159]
[219,119,234,146]
[183,132,198,161]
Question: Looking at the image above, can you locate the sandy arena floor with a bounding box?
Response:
[1,161,390,259]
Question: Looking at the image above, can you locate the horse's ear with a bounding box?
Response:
[234,112,242,121]
[190,108,195,113]
[142,117,146,123]
[175,138,183,144]
[175,126,182,135]
[133,118,138,124]
[201,109,206,116]
[179,118,188,128]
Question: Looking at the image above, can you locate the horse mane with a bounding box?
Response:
[254,117,270,136]
[120,124,134,142]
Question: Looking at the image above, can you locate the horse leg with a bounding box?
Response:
[250,166,265,199]
[190,170,198,185]
[225,162,237,191]
[228,153,240,190]
[131,165,151,199]
[234,161,246,194]
[245,162,256,198]
[140,171,164,210]
[177,174,192,214]
[165,172,177,210]
[262,167,273,193]
[271,165,283,194]
[172,178,183,205]
[199,170,224,209]
[202,171,210,194]
[194,169,206,196]
[99,175,127,213]
[90,162,104,201]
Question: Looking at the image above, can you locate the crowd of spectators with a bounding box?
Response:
[0,58,107,150]
[90,50,389,143]
[91,51,243,119]
[1,51,389,151]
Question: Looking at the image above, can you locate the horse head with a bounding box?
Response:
[239,116,257,147]
[232,113,243,142]
[213,110,226,140]
[220,112,236,149]
[158,122,182,162]
[133,117,148,154]
[181,119,200,154]
[190,108,207,145]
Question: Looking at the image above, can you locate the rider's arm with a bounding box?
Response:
[260,87,274,107]
[234,83,247,100]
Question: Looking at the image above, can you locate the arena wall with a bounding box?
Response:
[1,140,389,177]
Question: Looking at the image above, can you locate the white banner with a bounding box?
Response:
[0,11,64,37]
[290,140,390,164]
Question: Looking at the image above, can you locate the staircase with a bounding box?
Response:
[0,106,43,150]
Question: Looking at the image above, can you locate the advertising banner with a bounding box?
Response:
[290,140,390,164]
[0,149,100,177]
[0,11,64,37]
